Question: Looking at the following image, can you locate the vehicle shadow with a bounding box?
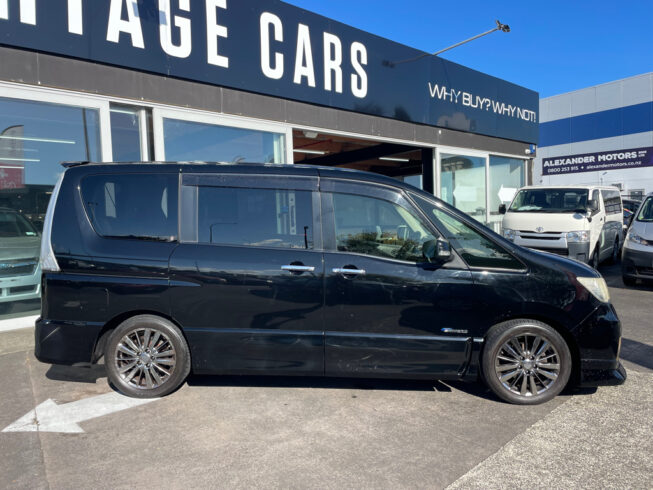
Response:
[620,338,653,371]
[45,362,107,384]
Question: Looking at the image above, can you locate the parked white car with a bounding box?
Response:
[499,185,623,269]
[622,193,653,286]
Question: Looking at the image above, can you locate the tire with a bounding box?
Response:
[105,315,191,398]
[481,319,572,405]
[622,275,637,287]
[608,239,620,265]
[590,246,600,270]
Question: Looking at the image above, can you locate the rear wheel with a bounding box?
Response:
[608,239,620,264]
[622,275,637,287]
[482,319,572,405]
[105,315,190,398]
[590,246,600,270]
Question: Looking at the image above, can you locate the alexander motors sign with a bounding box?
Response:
[542,147,653,176]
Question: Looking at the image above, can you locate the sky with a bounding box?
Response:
[284,0,653,98]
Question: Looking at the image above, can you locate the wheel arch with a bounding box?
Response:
[91,310,190,365]
[481,314,581,387]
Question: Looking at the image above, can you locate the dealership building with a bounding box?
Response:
[536,72,653,199]
[0,0,539,324]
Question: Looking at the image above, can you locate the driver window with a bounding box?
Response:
[331,193,435,263]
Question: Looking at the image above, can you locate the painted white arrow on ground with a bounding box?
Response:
[2,392,157,433]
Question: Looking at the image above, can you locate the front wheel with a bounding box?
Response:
[105,315,191,398]
[590,246,600,270]
[482,320,572,405]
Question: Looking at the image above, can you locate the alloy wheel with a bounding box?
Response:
[494,333,561,397]
[114,328,177,390]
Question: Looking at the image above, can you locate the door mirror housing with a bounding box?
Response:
[423,238,453,263]
[498,204,507,215]
[588,198,600,214]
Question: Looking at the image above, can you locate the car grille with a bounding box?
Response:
[0,259,38,277]
[531,247,569,256]
[518,231,565,241]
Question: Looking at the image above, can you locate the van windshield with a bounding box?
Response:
[636,197,653,222]
[509,189,589,213]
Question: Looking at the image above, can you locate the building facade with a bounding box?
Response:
[536,73,653,199]
[0,0,538,325]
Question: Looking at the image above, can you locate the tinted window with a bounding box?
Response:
[332,193,435,263]
[601,190,622,215]
[196,186,313,249]
[82,174,178,241]
[413,194,523,270]
[509,188,588,213]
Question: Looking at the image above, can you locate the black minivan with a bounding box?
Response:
[35,162,626,405]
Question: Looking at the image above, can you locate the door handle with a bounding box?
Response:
[332,267,366,276]
[281,265,315,273]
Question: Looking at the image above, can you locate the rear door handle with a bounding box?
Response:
[281,265,315,273]
[332,268,366,276]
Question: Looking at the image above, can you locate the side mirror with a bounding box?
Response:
[588,199,599,213]
[423,238,453,263]
[498,204,507,215]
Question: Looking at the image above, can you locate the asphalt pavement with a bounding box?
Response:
[0,263,651,489]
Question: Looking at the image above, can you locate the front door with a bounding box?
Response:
[320,180,477,379]
[169,173,324,375]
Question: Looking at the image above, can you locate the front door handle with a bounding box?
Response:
[281,265,315,273]
[332,267,366,276]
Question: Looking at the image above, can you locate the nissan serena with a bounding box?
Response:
[35,163,626,405]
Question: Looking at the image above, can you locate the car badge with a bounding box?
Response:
[535,227,544,233]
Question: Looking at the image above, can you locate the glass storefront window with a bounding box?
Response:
[488,156,525,233]
[162,118,286,163]
[440,153,487,223]
[0,96,101,319]
[110,106,142,162]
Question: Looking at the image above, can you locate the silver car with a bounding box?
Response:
[0,208,41,313]
[622,193,653,286]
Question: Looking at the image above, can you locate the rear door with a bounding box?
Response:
[169,173,325,375]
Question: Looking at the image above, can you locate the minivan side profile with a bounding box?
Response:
[499,185,623,269]
[35,163,626,405]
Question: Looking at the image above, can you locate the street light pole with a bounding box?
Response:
[383,20,510,67]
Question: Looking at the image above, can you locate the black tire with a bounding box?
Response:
[608,239,620,265]
[482,319,572,405]
[622,275,637,287]
[590,246,600,270]
[105,315,190,398]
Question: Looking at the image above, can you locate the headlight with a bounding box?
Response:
[577,276,610,303]
[627,231,646,245]
[566,230,590,243]
[503,228,516,241]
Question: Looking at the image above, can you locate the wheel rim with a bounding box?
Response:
[114,328,176,390]
[494,333,561,397]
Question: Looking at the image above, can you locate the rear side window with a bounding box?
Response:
[82,174,178,241]
[187,186,313,249]
[601,190,622,215]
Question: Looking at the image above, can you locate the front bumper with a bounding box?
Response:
[622,247,653,280]
[0,268,41,304]
[34,317,103,366]
[575,303,627,387]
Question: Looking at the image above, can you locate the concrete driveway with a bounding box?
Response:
[1,263,651,489]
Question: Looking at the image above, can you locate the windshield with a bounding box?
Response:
[0,210,39,238]
[636,197,653,222]
[509,188,589,213]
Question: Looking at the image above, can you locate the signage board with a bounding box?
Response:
[0,0,539,143]
[542,147,653,176]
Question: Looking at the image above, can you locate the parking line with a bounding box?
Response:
[0,315,38,333]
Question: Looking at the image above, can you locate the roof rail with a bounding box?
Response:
[60,161,91,168]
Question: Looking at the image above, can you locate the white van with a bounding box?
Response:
[499,185,623,268]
